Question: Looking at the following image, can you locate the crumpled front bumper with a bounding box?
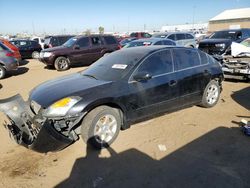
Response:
[0,94,74,153]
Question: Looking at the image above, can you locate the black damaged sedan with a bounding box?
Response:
[0,46,223,153]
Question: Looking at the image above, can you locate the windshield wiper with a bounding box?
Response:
[82,74,98,80]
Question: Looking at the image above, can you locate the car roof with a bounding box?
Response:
[154,32,193,35]
[73,34,115,39]
[131,38,174,43]
[119,45,184,56]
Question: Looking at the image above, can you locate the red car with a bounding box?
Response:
[0,38,21,61]
[129,32,152,39]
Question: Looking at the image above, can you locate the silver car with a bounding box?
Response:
[153,32,196,48]
[0,42,19,79]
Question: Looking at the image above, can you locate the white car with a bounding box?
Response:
[31,36,45,49]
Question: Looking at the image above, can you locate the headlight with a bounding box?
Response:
[43,52,52,57]
[44,97,81,117]
[215,43,226,49]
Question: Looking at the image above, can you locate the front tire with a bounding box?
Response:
[81,106,121,149]
[54,56,70,71]
[201,80,221,108]
[0,65,6,79]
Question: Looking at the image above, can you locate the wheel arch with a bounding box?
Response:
[82,100,129,130]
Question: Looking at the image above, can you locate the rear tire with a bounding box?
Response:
[54,57,70,71]
[201,80,220,108]
[0,65,6,79]
[32,51,40,59]
[81,106,121,149]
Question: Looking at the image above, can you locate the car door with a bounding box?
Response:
[172,48,204,106]
[71,37,91,64]
[89,36,104,62]
[175,33,186,46]
[185,33,196,47]
[127,49,180,120]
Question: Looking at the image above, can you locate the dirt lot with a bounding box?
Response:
[0,59,249,188]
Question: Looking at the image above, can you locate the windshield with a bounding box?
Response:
[209,31,238,39]
[124,41,152,48]
[81,50,145,81]
[63,37,77,47]
[44,37,50,44]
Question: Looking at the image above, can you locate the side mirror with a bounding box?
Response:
[133,72,152,82]
[74,45,80,50]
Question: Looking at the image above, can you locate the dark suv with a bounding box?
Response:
[39,35,120,71]
[130,32,152,38]
[44,35,75,49]
[198,28,250,56]
[10,39,42,59]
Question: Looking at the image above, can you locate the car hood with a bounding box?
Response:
[199,38,232,45]
[29,73,112,108]
[42,45,68,52]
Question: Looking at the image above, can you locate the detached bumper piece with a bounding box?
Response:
[0,94,73,153]
[222,58,250,80]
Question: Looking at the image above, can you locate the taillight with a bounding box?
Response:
[6,52,15,57]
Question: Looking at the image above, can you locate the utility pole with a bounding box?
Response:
[192,6,196,31]
[32,21,35,35]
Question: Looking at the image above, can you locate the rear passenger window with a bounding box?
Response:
[199,51,208,65]
[185,34,194,39]
[91,37,102,45]
[208,55,215,64]
[76,37,89,48]
[103,36,117,45]
[173,49,200,71]
[176,34,185,40]
[137,50,173,76]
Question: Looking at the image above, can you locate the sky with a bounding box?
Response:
[0,0,250,35]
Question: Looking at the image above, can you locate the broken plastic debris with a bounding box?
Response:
[158,144,167,151]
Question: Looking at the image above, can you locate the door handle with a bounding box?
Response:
[169,80,177,86]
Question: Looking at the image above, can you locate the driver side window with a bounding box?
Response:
[136,50,173,77]
[76,37,90,48]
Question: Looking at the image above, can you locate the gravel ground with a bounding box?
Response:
[0,59,249,188]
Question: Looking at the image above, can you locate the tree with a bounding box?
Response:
[83,29,91,35]
[98,26,104,34]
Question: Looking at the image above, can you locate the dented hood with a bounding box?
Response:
[29,73,111,108]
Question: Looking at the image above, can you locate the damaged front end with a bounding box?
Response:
[222,57,250,80]
[0,95,84,153]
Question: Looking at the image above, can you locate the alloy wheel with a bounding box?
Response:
[94,114,118,143]
[206,84,219,105]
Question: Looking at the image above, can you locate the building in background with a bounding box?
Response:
[161,23,208,33]
[209,7,250,32]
